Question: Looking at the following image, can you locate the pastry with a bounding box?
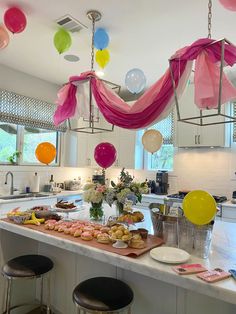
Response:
[100,226,110,233]
[93,230,102,238]
[74,229,83,237]
[81,231,93,241]
[97,233,110,244]
[128,238,145,249]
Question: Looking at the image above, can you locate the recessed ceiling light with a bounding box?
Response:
[64,54,80,62]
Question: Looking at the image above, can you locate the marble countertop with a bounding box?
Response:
[0,190,83,204]
[0,204,236,304]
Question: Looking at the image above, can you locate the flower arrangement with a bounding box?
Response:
[83,183,107,220]
[105,168,149,214]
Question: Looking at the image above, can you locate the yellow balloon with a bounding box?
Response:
[95,49,110,68]
[142,129,163,153]
[183,190,217,225]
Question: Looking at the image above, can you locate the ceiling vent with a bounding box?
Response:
[55,14,87,33]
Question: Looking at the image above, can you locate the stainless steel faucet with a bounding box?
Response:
[5,171,14,195]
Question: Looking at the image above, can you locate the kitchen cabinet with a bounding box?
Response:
[176,83,229,147]
[63,129,101,167]
[101,126,136,169]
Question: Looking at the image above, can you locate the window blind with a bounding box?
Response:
[148,111,174,144]
[0,89,67,132]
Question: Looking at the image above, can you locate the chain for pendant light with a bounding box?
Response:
[90,15,95,71]
[208,0,212,39]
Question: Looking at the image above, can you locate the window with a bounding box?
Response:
[135,111,174,171]
[0,89,66,165]
[0,123,60,165]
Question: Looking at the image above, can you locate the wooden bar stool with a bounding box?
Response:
[73,277,134,314]
[1,254,54,314]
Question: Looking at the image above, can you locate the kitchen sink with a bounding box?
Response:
[0,193,49,200]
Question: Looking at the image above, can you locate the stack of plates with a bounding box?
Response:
[150,247,190,264]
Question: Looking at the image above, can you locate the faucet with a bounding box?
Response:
[5,171,14,195]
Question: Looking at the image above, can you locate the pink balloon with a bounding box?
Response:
[4,7,27,34]
[219,0,236,11]
[94,142,117,169]
[0,25,9,50]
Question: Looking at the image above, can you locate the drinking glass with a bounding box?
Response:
[178,219,194,253]
[193,225,213,259]
[163,220,178,247]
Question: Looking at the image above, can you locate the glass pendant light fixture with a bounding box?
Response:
[68,10,121,134]
[169,0,236,126]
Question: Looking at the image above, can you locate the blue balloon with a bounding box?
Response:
[94,28,109,50]
[125,68,146,94]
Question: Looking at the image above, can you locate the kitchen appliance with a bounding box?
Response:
[167,191,227,203]
[92,174,105,185]
[156,171,169,195]
[64,180,81,191]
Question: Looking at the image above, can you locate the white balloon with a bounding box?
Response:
[142,129,163,153]
[125,68,146,94]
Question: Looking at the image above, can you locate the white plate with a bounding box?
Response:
[51,206,79,213]
[150,247,190,264]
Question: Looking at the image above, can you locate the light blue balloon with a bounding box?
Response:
[125,68,146,94]
[94,28,109,50]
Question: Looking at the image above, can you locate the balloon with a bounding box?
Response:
[54,28,72,54]
[94,142,117,169]
[0,25,10,50]
[4,7,27,34]
[219,0,236,11]
[95,49,110,69]
[183,190,217,225]
[125,68,146,94]
[35,142,56,165]
[94,28,109,50]
[142,130,163,153]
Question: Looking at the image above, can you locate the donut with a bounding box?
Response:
[74,229,83,237]
[81,231,93,241]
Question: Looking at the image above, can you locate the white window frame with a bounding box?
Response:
[0,124,61,166]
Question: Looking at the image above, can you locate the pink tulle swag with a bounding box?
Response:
[53,38,236,129]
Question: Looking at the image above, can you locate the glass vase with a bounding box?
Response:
[115,201,124,216]
[90,201,104,221]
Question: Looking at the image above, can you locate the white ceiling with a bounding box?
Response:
[0,0,236,90]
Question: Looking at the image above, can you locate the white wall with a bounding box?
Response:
[106,145,236,199]
[0,63,58,103]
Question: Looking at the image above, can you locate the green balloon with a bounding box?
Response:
[54,28,72,54]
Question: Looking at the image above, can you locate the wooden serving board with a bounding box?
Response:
[2,219,164,257]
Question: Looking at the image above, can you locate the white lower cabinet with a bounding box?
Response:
[176,83,229,147]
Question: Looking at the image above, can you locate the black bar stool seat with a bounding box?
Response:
[2,254,54,314]
[73,277,133,313]
[2,254,53,278]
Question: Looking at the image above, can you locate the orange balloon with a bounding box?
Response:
[35,142,56,165]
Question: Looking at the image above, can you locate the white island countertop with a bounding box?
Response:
[0,205,236,305]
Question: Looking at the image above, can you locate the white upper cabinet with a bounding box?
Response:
[176,83,230,147]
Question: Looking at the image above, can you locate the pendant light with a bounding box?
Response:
[169,0,236,126]
[68,10,120,134]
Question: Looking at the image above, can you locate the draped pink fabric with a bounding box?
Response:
[53,38,236,129]
[194,51,236,109]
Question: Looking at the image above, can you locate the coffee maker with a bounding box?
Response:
[156,171,169,195]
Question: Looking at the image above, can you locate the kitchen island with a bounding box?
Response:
[0,204,236,314]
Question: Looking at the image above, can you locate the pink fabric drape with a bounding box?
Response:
[53,38,236,129]
[194,51,236,109]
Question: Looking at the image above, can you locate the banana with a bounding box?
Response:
[24,212,45,225]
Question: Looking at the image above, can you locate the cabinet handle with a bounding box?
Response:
[195,135,197,144]
[115,159,119,167]
[198,135,200,144]
[87,158,91,166]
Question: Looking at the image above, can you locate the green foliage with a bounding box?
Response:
[7,151,21,164]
